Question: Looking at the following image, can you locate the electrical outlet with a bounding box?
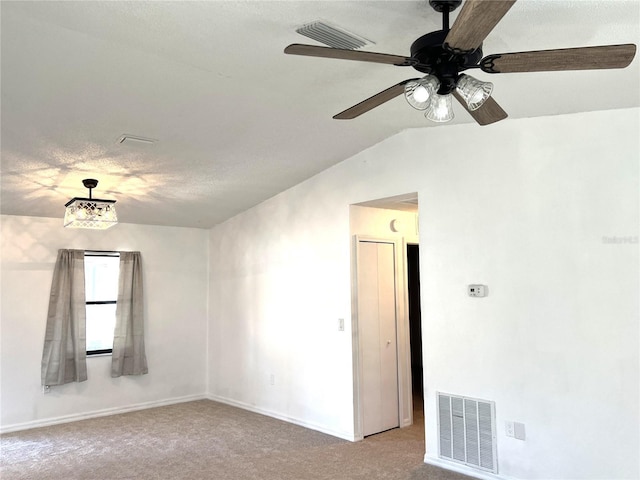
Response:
[468,284,488,297]
[43,385,51,394]
[505,421,515,437]
[506,421,526,440]
[338,318,345,331]
[269,374,275,386]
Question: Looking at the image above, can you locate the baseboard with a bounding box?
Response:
[207,393,357,442]
[424,455,514,480]
[0,393,207,434]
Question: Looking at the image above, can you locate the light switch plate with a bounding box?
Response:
[514,422,526,440]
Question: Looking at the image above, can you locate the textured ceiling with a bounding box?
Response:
[1,0,639,228]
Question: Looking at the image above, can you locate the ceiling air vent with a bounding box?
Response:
[438,393,498,474]
[295,21,373,50]
[117,134,157,146]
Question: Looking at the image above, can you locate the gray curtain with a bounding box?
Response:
[112,251,148,377]
[41,249,88,386]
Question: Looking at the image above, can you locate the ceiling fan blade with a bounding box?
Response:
[444,0,517,53]
[334,80,416,120]
[284,44,417,66]
[480,44,637,73]
[453,91,508,125]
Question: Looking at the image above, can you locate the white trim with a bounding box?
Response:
[207,394,356,441]
[425,455,517,480]
[205,231,211,396]
[350,234,364,440]
[0,394,206,434]
[398,237,413,429]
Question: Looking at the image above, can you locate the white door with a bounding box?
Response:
[357,240,400,436]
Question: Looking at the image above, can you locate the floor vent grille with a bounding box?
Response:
[438,393,497,473]
[295,21,373,50]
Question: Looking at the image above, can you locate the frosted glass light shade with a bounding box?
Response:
[456,74,493,111]
[425,93,454,123]
[64,198,118,229]
[404,75,440,110]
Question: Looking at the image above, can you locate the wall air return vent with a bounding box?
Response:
[295,21,373,50]
[438,392,498,474]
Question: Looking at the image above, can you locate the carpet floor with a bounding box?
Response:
[1,399,474,480]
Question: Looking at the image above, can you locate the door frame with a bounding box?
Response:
[351,235,413,440]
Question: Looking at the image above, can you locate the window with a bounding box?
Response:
[84,252,119,355]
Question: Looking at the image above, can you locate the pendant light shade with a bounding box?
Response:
[404,75,440,110]
[425,93,454,123]
[456,74,493,111]
[64,179,118,230]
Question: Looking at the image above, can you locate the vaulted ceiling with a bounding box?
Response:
[2,1,638,228]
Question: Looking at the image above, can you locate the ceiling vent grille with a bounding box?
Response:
[117,134,157,145]
[438,393,498,474]
[295,21,373,50]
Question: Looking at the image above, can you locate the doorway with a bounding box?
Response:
[353,237,423,439]
[350,197,421,440]
[407,244,423,417]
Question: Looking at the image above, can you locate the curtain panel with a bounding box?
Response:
[41,249,88,386]
[112,251,148,377]
[42,249,148,387]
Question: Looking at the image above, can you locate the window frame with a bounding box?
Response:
[84,251,119,356]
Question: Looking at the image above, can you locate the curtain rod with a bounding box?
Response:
[84,250,120,256]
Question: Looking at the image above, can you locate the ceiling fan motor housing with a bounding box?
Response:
[428,0,462,13]
[410,30,483,94]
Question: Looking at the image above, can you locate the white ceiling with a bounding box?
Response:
[2,0,638,228]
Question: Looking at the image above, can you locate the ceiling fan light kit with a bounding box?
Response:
[455,74,493,111]
[404,75,440,110]
[64,179,118,230]
[285,0,637,126]
[425,93,455,122]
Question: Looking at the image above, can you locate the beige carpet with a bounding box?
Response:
[1,399,474,480]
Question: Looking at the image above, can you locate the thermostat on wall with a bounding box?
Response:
[468,284,488,297]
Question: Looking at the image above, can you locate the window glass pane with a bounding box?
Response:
[85,255,119,301]
[86,304,116,351]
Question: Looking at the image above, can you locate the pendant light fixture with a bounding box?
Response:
[64,179,118,229]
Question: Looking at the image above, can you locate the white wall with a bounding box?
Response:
[0,215,208,431]
[207,190,356,438]
[207,109,639,479]
[350,204,418,241]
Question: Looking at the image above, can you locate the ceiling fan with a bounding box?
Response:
[284,0,637,125]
